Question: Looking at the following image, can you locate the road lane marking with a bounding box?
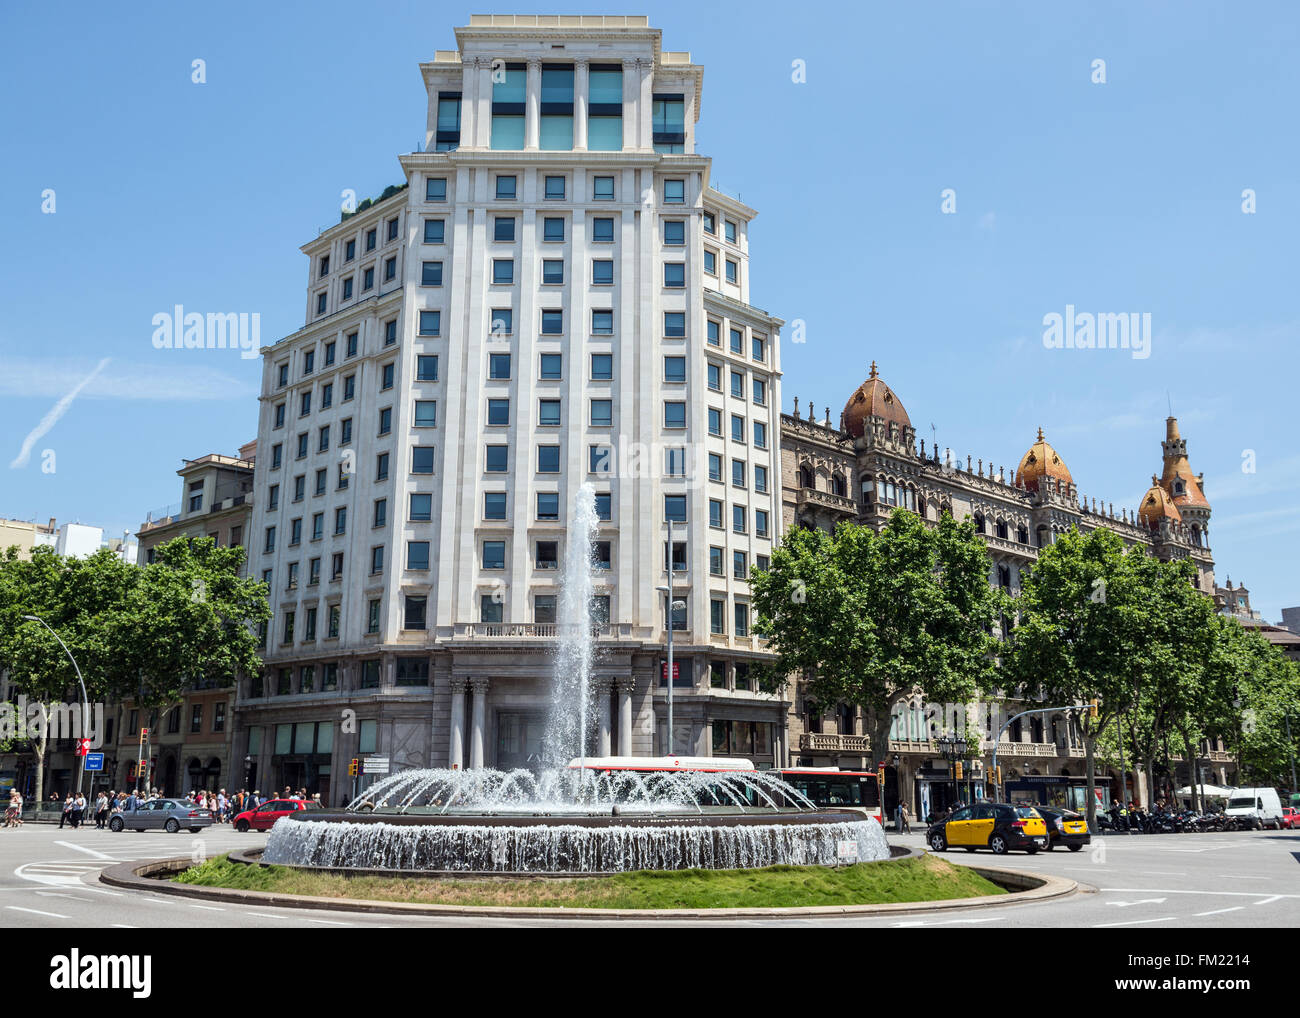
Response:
[1106,898,1167,907]
[1098,888,1300,898]
[6,905,71,919]
[53,840,114,859]
[1253,895,1281,905]
[1093,916,1176,928]
[1194,907,1244,916]
[188,903,225,911]
[110,923,136,928]
[245,912,288,920]
[306,918,353,925]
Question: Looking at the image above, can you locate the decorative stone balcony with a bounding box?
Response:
[450,622,622,640]
[794,487,857,515]
[799,732,871,753]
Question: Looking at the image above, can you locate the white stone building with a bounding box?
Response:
[236,16,786,802]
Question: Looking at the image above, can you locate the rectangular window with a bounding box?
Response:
[732,459,746,488]
[663,262,685,288]
[321,383,333,408]
[710,599,726,635]
[332,552,344,580]
[421,261,443,286]
[726,259,738,284]
[483,492,507,520]
[493,216,516,242]
[541,309,563,335]
[664,401,687,429]
[334,506,347,535]
[367,602,380,635]
[663,220,686,245]
[755,464,768,493]
[414,400,437,427]
[370,545,384,574]
[590,399,613,427]
[485,444,508,471]
[536,492,560,521]
[707,364,722,391]
[545,175,566,200]
[309,557,321,585]
[591,309,613,335]
[592,259,614,285]
[756,508,770,539]
[363,266,374,291]
[664,356,686,383]
[435,90,461,151]
[591,217,614,243]
[537,541,561,574]
[754,421,768,449]
[347,332,358,357]
[752,336,766,362]
[752,378,766,405]
[665,495,687,522]
[734,602,750,637]
[725,219,738,243]
[589,444,612,473]
[593,175,615,200]
[340,418,353,445]
[378,407,392,435]
[489,352,511,380]
[410,493,432,521]
[492,258,513,284]
[708,452,723,481]
[708,407,722,436]
[366,228,376,251]
[731,370,744,398]
[375,452,389,481]
[732,415,745,442]
[594,493,612,521]
[482,540,506,569]
[419,310,440,336]
[707,320,720,347]
[542,260,564,285]
[733,549,748,580]
[411,446,435,474]
[663,178,685,203]
[538,399,561,426]
[481,595,503,624]
[495,174,518,200]
[424,219,445,244]
[425,176,447,201]
[537,445,561,473]
[704,249,716,274]
[733,504,747,534]
[416,355,438,381]
[543,217,565,243]
[664,312,686,338]
[384,256,396,281]
[539,64,574,150]
[490,308,512,336]
[652,94,685,153]
[540,353,563,379]
[591,353,613,380]
[407,541,431,570]
[588,65,623,151]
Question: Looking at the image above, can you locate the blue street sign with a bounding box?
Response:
[84,752,104,772]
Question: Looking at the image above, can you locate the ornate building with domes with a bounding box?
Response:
[779,363,1234,815]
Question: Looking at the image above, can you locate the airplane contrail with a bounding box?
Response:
[9,357,112,469]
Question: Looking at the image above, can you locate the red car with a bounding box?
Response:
[1280,807,1299,830]
[232,798,321,832]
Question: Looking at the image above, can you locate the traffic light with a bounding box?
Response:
[995,766,1002,786]
[348,757,359,777]
[1088,698,1099,721]
[877,762,886,786]
[954,760,964,781]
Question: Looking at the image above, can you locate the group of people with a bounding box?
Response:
[4,784,325,830]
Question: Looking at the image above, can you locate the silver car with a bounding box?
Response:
[108,798,214,834]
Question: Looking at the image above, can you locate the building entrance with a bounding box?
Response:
[496,712,547,772]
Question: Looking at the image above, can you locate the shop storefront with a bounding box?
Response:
[1004,773,1110,811]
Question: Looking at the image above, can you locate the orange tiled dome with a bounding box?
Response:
[1139,474,1183,526]
[1014,428,1073,493]
[842,362,911,438]
[1160,418,1210,510]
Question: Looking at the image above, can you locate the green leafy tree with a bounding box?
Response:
[1007,527,1215,828]
[751,510,1004,770]
[0,539,268,804]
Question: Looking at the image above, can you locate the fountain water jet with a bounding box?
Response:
[262,485,891,873]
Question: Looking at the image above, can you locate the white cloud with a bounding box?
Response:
[0,357,258,401]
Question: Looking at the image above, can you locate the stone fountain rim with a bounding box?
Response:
[284,808,870,829]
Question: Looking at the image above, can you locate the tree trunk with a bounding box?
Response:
[33,724,48,809]
[1182,729,1199,812]
[869,712,892,824]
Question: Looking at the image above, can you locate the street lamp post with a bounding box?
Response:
[657,527,686,759]
[936,732,968,809]
[22,615,91,800]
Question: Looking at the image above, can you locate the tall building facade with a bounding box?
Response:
[237,16,786,802]
[780,364,1232,813]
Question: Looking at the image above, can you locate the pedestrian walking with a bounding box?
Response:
[58,795,73,829]
[5,790,22,828]
[898,802,911,834]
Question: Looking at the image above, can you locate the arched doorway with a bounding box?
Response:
[186,757,204,794]
[161,755,178,797]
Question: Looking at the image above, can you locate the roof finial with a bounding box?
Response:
[1036,426,1044,442]
[869,360,878,379]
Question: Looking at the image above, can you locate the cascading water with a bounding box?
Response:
[543,482,600,781]
[260,486,893,874]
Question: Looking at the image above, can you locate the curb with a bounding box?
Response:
[98,850,1078,921]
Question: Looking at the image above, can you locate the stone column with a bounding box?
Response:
[596,677,613,756]
[469,677,489,768]
[616,678,634,756]
[525,58,541,150]
[573,59,589,151]
[448,678,467,769]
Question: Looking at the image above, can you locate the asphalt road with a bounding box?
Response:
[0,821,1296,928]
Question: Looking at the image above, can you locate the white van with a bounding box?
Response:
[1224,787,1284,829]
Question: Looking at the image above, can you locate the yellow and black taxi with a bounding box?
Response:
[1034,805,1091,851]
[927,801,1048,855]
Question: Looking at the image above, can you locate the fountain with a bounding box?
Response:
[263,482,889,873]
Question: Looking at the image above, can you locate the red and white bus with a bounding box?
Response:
[771,768,883,823]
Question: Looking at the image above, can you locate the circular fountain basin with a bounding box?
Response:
[263,808,888,874]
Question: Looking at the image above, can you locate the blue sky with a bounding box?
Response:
[1,1,1296,619]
